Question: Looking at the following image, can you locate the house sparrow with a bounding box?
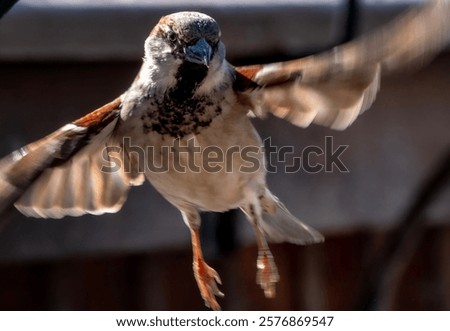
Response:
[0,1,449,310]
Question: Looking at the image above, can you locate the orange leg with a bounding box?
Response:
[244,203,280,298]
[191,228,224,310]
[254,230,280,298]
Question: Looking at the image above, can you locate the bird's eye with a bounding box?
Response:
[167,30,177,42]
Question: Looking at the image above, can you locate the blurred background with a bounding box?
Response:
[0,0,449,310]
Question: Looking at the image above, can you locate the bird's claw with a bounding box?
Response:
[193,260,224,310]
[256,250,280,298]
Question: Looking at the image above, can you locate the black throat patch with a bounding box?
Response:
[142,62,222,138]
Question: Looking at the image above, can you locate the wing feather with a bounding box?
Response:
[235,0,449,130]
[0,97,144,218]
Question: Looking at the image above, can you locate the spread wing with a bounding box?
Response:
[234,0,450,130]
[0,97,144,218]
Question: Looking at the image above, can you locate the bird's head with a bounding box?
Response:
[143,12,226,93]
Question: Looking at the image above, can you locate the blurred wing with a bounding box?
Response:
[0,98,144,218]
[234,0,450,130]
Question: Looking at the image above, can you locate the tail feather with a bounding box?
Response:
[260,192,324,245]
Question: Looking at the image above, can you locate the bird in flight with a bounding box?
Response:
[0,0,449,310]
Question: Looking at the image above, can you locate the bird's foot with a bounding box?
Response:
[193,259,224,310]
[256,250,280,298]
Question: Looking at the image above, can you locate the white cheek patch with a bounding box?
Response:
[144,40,172,64]
[141,38,182,93]
[196,62,228,95]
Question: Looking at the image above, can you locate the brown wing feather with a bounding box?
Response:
[0,97,143,218]
[235,0,450,129]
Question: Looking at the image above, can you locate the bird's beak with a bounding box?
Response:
[185,38,212,67]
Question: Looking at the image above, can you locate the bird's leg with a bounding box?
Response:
[182,210,224,310]
[245,204,280,298]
